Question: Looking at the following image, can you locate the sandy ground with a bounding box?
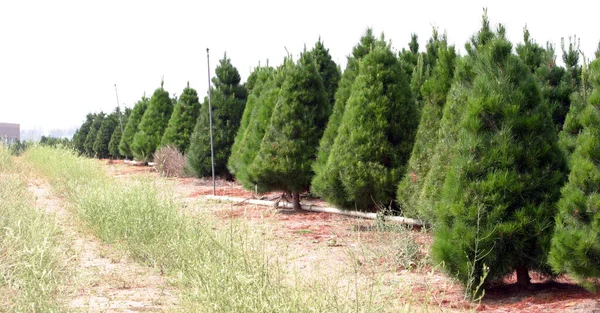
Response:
[27,176,179,312]
[104,159,600,312]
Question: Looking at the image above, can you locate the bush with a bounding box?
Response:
[153,145,186,177]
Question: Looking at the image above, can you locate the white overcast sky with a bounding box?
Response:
[0,0,598,133]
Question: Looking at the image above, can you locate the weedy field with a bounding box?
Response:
[2,145,599,312]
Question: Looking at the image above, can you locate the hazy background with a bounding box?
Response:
[1,0,597,140]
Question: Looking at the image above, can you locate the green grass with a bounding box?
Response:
[24,146,388,312]
[0,146,66,312]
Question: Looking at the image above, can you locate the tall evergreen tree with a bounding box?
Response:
[397,42,457,221]
[228,65,280,187]
[119,95,149,159]
[93,111,119,159]
[549,58,600,289]
[310,38,341,112]
[131,81,173,161]
[312,39,417,211]
[83,112,105,157]
[108,107,131,159]
[187,54,247,178]
[73,113,94,155]
[431,34,567,290]
[417,10,493,225]
[247,51,329,209]
[160,83,201,152]
[312,29,377,185]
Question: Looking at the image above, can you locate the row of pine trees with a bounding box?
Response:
[71,10,600,294]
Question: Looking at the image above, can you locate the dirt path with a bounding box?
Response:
[28,178,179,312]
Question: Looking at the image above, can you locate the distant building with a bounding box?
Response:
[0,123,20,144]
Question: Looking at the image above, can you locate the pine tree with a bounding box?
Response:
[83,112,105,157]
[517,28,573,131]
[549,58,600,289]
[562,35,582,89]
[131,81,173,161]
[397,42,457,221]
[312,29,377,187]
[312,39,417,211]
[431,34,567,291]
[108,107,130,159]
[160,83,201,152]
[73,113,94,155]
[310,38,341,111]
[399,33,419,78]
[119,95,149,159]
[247,51,329,209]
[93,111,119,159]
[227,65,278,186]
[187,54,247,178]
[417,10,493,225]
[596,41,600,59]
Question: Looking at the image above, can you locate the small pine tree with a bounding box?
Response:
[108,108,130,159]
[187,54,247,178]
[247,51,329,209]
[73,113,94,155]
[312,39,417,211]
[160,82,201,152]
[83,113,105,157]
[549,58,600,289]
[431,35,567,291]
[227,65,278,185]
[562,35,582,89]
[93,111,119,159]
[312,29,377,184]
[119,95,149,159]
[397,42,457,221]
[131,82,173,161]
[399,33,420,78]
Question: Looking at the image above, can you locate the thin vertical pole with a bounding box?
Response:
[206,48,216,195]
[114,84,124,134]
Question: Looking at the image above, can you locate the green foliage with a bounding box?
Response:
[431,35,567,291]
[187,54,247,178]
[397,42,457,220]
[160,83,201,152]
[559,92,587,161]
[562,35,582,89]
[313,29,377,183]
[119,95,149,159]
[108,107,130,159]
[399,33,419,78]
[312,41,417,211]
[310,38,341,110]
[228,65,280,188]
[83,112,105,157]
[72,113,94,155]
[131,83,173,161]
[93,110,120,159]
[517,28,573,131]
[39,136,69,147]
[549,58,600,289]
[247,51,329,193]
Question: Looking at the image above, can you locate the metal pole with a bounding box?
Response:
[114,84,124,133]
[206,48,216,196]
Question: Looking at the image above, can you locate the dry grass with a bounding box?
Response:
[153,145,186,177]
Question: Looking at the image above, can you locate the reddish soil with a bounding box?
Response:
[104,160,600,312]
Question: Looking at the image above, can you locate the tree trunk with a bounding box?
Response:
[292,192,301,211]
[515,266,531,286]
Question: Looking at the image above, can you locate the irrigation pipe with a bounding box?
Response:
[204,195,423,227]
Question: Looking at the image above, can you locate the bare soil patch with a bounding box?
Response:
[28,177,179,312]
